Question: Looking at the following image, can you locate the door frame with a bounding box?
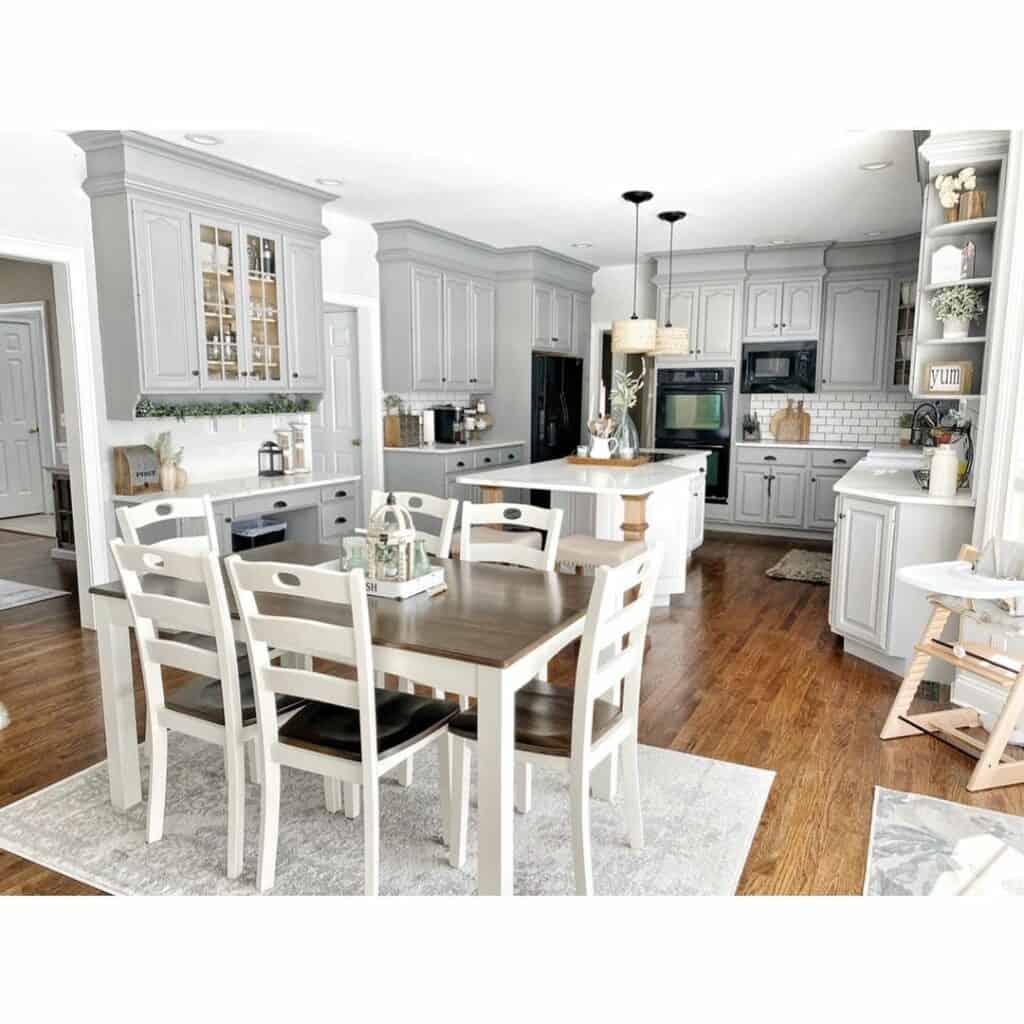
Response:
[0,301,57,514]
[322,291,383,499]
[0,235,107,628]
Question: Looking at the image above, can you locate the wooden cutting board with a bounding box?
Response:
[770,400,811,441]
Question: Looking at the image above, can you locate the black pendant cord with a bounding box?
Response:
[665,221,675,327]
[631,202,640,320]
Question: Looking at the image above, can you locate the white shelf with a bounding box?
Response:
[918,336,987,346]
[928,216,998,239]
[922,277,991,293]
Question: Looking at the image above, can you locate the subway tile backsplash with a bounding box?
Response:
[393,392,471,414]
[747,392,918,446]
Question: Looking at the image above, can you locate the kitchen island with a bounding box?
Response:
[457,454,706,606]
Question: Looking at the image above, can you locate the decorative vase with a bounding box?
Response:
[612,406,640,460]
[943,205,959,223]
[174,466,188,490]
[959,190,986,221]
[589,436,619,460]
[159,461,176,492]
[942,317,971,339]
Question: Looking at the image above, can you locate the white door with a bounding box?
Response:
[745,281,782,338]
[779,279,820,338]
[312,310,363,517]
[820,278,890,392]
[0,321,45,517]
[699,285,740,360]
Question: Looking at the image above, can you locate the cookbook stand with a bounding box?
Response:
[880,544,1024,790]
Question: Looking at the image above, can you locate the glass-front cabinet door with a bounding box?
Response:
[195,219,244,388]
[243,230,286,388]
[890,277,915,390]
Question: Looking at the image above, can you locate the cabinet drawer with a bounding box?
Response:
[736,447,809,468]
[320,482,357,503]
[476,449,501,470]
[233,487,319,519]
[444,452,477,475]
[320,499,357,538]
[811,450,866,470]
[496,445,524,467]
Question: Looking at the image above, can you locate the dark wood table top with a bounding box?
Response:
[91,541,593,669]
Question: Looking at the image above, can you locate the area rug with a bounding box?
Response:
[0,735,774,895]
[0,514,56,539]
[865,786,1024,895]
[0,578,69,611]
[765,549,831,584]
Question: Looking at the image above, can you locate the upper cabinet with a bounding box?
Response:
[73,131,334,418]
[743,278,821,340]
[532,284,554,349]
[411,266,446,389]
[533,284,588,354]
[820,277,890,391]
[654,282,740,362]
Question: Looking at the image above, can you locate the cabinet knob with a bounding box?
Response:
[838,512,846,520]
[456,461,465,468]
[773,323,778,328]
[781,322,787,328]
[192,370,200,377]
[441,377,447,383]
[334,490,348,499]
[483,457,492,464]
[335,516,347,525]
[764,455,777,462]
[832,458,847,465]
[273,500,287,509]
[822,378,828,384]
[507,453,516,461]
[292,372,299,379]
[811,476,817,483]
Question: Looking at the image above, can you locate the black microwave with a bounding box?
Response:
[741,341,817,394]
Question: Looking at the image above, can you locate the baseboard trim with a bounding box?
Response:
[706,522,834,544]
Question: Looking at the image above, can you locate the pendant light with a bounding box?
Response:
[611,190,657,353]
[655,210,689,356]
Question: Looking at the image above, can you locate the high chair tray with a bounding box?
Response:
[896,561,1024,600]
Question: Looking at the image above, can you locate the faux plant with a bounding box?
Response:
[934,166,977,209]
[135,396,312,421]
[929,285,985,322]
[898,413,914,429]
[610,368,643,410]
[152,431,183,467]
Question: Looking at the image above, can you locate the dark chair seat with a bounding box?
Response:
[278,689,460,762]
[448,679,622,757]
[165,662,303,727]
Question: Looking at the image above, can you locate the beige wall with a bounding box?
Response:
[0,256,66,443]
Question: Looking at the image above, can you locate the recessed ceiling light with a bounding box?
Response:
[570,242,593,249]
[864,230,883,238]
[860,160,893,171]
[184,133,223,146]
[316,177,345,188]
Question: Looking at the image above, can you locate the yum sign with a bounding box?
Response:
[926,360,974,394]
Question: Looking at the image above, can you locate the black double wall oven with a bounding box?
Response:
[654,367,733,503]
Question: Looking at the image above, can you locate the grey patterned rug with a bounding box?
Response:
[866,786,1024,895]
[765,549,831,584]
[0,735,773,895]
[0,578,69,611]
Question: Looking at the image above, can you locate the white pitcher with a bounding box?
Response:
[589,436,619,460]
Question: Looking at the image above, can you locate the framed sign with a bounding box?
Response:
[925,360,974,395]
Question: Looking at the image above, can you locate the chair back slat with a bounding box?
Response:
[132,592,217,636]
[144,637,221,678]
[226,556,379,772]
[461,501,563,571]
[370,489,459,558]
[572,545,664,756]
[112,541,210,583]
[117,496,219,555]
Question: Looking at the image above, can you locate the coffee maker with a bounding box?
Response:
[433,404,460,444]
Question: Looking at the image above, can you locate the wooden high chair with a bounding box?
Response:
[881,544,1024,791]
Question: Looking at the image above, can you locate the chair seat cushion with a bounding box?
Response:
[449,526,542,557]
[448,679,623,758]
[165,662,303,727]
[930,594,1024,635]
[557,535,645,568]
[278,689,460,761]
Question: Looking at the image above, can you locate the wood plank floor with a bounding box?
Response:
[1,526,1022,895]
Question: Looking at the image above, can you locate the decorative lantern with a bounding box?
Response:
[611,190,658,355]
[258,440,285,477]
[367,492,417,582]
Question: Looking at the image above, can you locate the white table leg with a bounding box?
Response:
[95,607,142,811]
[476,672,515,896]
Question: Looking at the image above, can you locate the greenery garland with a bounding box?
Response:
[135,396,313,421]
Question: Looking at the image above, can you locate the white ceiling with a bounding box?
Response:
[152,126,924,266]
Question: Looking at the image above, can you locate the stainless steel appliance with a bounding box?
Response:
[654,366,733,503]
[741,340,816,394]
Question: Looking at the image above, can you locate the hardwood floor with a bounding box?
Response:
[1,526,1022,895]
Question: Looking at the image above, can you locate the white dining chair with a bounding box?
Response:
[458,501,563,571]
[117,496,219,555]
[225,556,460,896]
[369,489,459,559]
[448,543,664,895]
[109,540,305,879]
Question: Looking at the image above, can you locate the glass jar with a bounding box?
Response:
[612,405,640,459]
[340,536,368,572]
[412,539,432,578]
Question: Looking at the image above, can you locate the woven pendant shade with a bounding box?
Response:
[654,324,689,356]
[612,316,657,353]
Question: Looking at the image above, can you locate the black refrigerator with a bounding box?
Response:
[531,353,584,463]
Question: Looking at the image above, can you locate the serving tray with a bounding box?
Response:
[567,456,650,468]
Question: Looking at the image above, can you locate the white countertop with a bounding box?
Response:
[736,440,870,451]
[384,440,526,454]
[640,447,712,458]
[114,470,361,505]
[457,456,697,496]
[834,464,975,508]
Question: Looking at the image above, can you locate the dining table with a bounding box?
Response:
[89,540,594,895]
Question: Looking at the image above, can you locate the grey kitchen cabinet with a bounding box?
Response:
[412,265,446,389]
[734,467,771,523]
[658,286,699,355]
[572,293,591,357]
[820,277,891,392]
[767,467,806,527]
[132,200,199,391]
[470,281,496,390]
[74,132,333,418]
[444,273,473,388]
[744,278,821,340]
[532,284,554,348]
[532,284,588,354]
[553,289,573,353]
[805,468,846,530]
[698,284,741,361]
[829,494,896,649]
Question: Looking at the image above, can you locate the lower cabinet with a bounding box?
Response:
[829,495,895,649]
[805,469,845,530]
[734,465,806,527]
[688,472,706,554]
[734,466,771,524]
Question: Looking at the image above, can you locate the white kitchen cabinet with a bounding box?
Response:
[697,284,740,361]
[744,281,783,339]
[767,467,806,527]
[553,289,573,353]
[411,265,446,390]
[282,236,324,392]
[820,277,890,392]
[470,281,496,390]
[532,284,554,348]
[829,494,896,649]
[744,278,821,340]
[444,273,473,389]
[688,471,706,554]
[572,293,590,357]
[805,469,845,530]
[658,286,699,355]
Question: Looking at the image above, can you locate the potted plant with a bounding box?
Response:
[929,285,985,339]
[934,167,983,223]
[153,431,184,492]
[898,413,914,446]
